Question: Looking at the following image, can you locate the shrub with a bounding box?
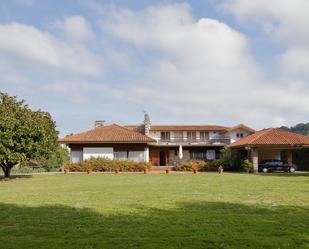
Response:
[242,159,253,172]
[175,160,208,171]
[210,158,228,170]
[65,157,152,172]
[18,166,33,174]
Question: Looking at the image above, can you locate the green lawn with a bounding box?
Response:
[0,173,308,249]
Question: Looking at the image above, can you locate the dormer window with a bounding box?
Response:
[236,133,244,138]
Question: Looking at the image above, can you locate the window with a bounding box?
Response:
[236,133,244,138]
[114,151,128,160]
[161,132,170,141]
[187,132,196,140]
[200,132,209,140]
[190,151,207,160]
[128,151,145,162]
[173,132,183,140]
[206,150,216,160]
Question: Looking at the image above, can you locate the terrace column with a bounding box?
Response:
[251,148,259,172]
[286,150,293,164]
[144,147,149,162]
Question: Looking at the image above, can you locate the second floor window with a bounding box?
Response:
[161,132,170,140]
[200,132,209,140]
[236,133,244,138]
[187,132,196,140]
[173,132,183,140]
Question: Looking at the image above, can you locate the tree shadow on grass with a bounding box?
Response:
[0,175,32,181]
[0,202,308,249]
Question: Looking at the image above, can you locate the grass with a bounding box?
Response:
[0,172,308,249]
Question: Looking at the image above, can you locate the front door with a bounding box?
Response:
[159,151,166,166]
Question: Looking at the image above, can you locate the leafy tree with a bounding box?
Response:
[280,123,309,135]
[42,146,69,171]
[0,92,58,177]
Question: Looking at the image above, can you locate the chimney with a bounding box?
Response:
[95,120,105,128]
[143,112,151,136]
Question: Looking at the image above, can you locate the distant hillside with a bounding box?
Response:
[280,123,309,136]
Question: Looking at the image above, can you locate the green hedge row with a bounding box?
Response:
[65,157,152,172]
[175,160,215,171]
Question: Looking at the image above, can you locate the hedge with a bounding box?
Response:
[64,157,152,172]
[175,160,209,171]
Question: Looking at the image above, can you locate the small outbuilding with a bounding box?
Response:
[229,128,309,171]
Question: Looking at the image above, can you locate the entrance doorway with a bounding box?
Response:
[159,151,166,166]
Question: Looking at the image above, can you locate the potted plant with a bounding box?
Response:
[218,166,224,174]
[242,159,253,173]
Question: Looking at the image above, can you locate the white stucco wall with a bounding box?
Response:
[83,147,114,160]
[229,129,252,143]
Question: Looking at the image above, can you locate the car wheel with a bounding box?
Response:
[289,167,295,173]
[262,168,268,173]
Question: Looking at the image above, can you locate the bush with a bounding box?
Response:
[65,157,152,172]
[18,166,33,174]
[42,146,69,172]
[242,159,253,172]
[175,160,208,171]
[211,158,228,170]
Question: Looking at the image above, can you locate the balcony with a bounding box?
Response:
[158,137,231,145]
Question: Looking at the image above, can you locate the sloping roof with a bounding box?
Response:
[229,128,309,148]
[227,124,255,133]
[124,125,229,132]
[59,124,155,144]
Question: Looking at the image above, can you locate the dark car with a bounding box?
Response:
[258,159,296,173]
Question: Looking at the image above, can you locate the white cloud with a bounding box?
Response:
[51,15,94,41]
[219,0,309,78]
[1,3,308,135]
[280,48,309,77]
[219,0,309,45]
[98,3,309,128]
[0,22,102,76]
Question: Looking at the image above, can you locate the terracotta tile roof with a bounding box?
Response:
[124,125,229,132]
[59,124,155,144]
[227,124,255,133]
[229,128,309,148]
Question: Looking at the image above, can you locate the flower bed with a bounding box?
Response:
[65,157,152,172]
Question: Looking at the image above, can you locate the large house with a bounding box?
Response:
[59,114,255,166]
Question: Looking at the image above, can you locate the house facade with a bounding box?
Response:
[59,114,255,166]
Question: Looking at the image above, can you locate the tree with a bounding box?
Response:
[0,92,58,177]
[42,146,69,171]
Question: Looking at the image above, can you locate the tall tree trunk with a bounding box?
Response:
[1,165,11,178]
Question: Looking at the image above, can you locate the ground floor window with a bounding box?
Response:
[129,151,145,162]
[207,150,216,160]
[114,151,128,160]
[190,152,207,160]
[114,151,145,162]
[190,150,217,160]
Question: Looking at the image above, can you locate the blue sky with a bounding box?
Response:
[0,0,308,136]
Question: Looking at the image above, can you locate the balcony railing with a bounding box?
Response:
[159,137,231,144]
